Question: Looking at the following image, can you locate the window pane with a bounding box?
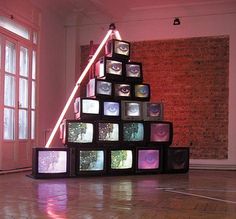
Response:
[31,81,36,109]
[4,75,15,107]
[0,16,30,40]
[5,41,16,74]
[19,109,28,139]
[19,78,28,108]
[32,50,36,79]
[31,110,35,139]
[4,108,15,140]
[20,46,29,77]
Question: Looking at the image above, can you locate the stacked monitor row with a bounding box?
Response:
[31,146,189,179]
[60,120,173,146]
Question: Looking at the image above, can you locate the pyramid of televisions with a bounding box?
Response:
[31,38,189,179]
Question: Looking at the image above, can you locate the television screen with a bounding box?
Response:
[121,101,143,120]
[95,57,123,81]
[86,78,112,98]
[74,97,100,119]
[143,102,164,121]
[79,150,105,171]
[114,83,131,99]
[123,122,144,142]
[111,150,133,169]
[134,84,150,101]
[138,150,159,169]
[32,148,70,179]
[67,121,94,143]
[163,147,189,173]
[136,146,163,174]
[97,122,120,142]
[103,101,120,117]
[125,62,142,82]
[105,39,130,60]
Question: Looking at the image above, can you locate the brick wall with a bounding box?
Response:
[81,35,229,159]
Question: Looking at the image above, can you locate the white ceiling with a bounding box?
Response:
[37,0,236,25]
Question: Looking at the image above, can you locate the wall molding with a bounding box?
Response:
[190,163,236,170]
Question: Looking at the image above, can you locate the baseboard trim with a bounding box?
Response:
[0,167,32,175]
[190,163,236,170]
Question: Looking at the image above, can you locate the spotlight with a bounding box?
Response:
[109,23,116,30]
[173,17,180,25]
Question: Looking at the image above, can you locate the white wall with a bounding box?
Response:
[75,1,236,168]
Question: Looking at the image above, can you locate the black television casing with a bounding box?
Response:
[133,83,151,101]
[146,121,173,146]
[124,62,143,83]
[64,120,96,146]
[86,78,113,99]
[163,147,190,173]
[143,102,164,121]
[74,97,101,120]
[107,146,135,175]
[32,147,70,179]
[135,145,163,174]
[105,39,130,61]
[75,146,107,176]
[121,100,143,121]
[95,57,124,81]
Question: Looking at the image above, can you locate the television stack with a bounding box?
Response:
[31,38,190,179]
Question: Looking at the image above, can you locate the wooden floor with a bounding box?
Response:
[0,170,236,219]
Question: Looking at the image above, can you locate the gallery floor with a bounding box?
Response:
[0,170,235,219]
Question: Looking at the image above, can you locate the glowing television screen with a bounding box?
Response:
[97,121,120,143]
[32,147,70,179]
[105,39,130,61]
[133,84,150,101]
[122,122,145,142]
[86,78,113,99]
[114,83,132,99]
[66,120,94,144]
[121,101,143,121]
[136,146,163,174]
[143,102,164,121]
[76,148,107,176]
[148,121,173,146]
[125,62,143,82]
[102,100,121,119]
[74,97,100,120]
[108,148,134,175]
[95,57,123,81]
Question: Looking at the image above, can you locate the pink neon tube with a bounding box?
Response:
[45,29,113,148]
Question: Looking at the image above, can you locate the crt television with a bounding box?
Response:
[108,147,135,175]
[133,83,150,101]
[75,147,107,176]
[122,121,145,143]
[136,145,163,174]
[163,147,190,173]
[147,121,173,146]
[105,39,130,61]
[86,78,113,99]
[114,83,132,100]
[95,57,124,81]
[32,147,70,179]
[143,102,164,121]
[74,97,100,120]
[125,62,143,83]
[64,120,95,145]
[101,100,121,120]
[121,100,143,121]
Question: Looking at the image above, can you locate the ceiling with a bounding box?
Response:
[37,0,236,25]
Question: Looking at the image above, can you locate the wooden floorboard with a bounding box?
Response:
[0,170,235,218]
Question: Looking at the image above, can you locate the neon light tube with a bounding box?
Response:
[114,30,122,40]
[45,29,113,148]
